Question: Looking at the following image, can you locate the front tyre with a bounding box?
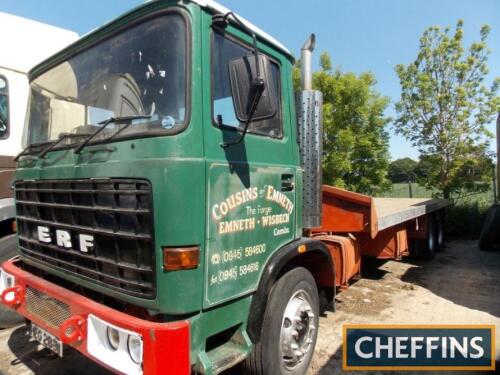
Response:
[244,267,319,375]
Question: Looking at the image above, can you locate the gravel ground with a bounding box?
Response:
[308,240,500,375]
[0,240,498,374]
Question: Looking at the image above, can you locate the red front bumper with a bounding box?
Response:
[0,258,190,375]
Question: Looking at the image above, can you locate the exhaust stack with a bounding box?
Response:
[301,34,316,90]
[297,34,323,229]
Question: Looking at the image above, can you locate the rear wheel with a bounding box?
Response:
[415,215,437,260]
[243,267,319,375]
[434,212,445,252]
[0,233,24,328]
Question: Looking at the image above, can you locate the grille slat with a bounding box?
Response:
[15,178,155,299]
[16,188,149,195]
[16,215,151,241]
[20,247,153,289]
[18,236,152,272]
[16,200,150,214]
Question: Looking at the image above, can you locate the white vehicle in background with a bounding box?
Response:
[0,12,77,326]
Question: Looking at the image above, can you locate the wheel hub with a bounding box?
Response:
[280,290,316,369]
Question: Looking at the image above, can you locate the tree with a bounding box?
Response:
[294,53,392,195]
[394,20,500,198]
[388,158,419,183]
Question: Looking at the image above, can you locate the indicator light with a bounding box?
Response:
[163,246,200,271]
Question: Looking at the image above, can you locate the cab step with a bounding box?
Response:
[195,330,251,375]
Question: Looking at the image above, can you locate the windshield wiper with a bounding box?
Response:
[74,115,152,154]
[39,132,92,159]
[14,140,53,161]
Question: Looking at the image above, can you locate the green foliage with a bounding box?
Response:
[416,147,494,199]
[446,201,491,239]
[378,182,434,198]
[388,157,419,183]
[394,20,500,198]
[295,52,392,195]
[379,182,495,239]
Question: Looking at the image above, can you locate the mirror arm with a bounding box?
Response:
[251,31,261,80]
[220,84,264,148]
[218,12,262,80]
[214,11,265,148]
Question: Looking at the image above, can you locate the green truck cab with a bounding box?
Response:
[1,1,331,374]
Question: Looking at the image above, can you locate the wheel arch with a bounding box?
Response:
[246,238,335,343]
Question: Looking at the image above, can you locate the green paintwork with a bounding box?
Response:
[16,0,301,369]
[205,164,296,307]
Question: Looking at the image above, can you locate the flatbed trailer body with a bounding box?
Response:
[312,185,450,288]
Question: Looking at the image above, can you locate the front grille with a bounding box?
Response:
[26,287,71,329]
[15,178,155,299]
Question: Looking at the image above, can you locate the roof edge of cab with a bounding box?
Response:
[187,0,294,61]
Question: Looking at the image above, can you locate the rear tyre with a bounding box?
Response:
[434,211,445,252]
[415,215,437,260]
[243,267,319,375]
[479,204,500,251]
[0,233,24,328]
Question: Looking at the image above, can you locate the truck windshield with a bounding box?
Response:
[24,12,188,148]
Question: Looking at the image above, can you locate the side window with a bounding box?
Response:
[0,76,8,139]
[212,31,282,138]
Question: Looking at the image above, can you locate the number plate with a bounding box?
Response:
[29,323,63,357]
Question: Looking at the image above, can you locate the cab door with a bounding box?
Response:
[201,25,299,308]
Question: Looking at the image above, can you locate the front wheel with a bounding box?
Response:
[243,267,319,375]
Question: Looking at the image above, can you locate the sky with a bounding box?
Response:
[1,0,499,160]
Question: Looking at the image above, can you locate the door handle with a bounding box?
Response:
[281,174,294,192]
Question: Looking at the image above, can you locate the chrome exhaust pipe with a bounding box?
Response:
[297,33,323,229]
[301,34,316,91]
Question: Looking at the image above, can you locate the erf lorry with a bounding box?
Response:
[0,12,77,234]
[0,1,449,374]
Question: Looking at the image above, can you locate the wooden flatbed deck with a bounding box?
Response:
[374,197,450,232]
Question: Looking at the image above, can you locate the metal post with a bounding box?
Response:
[493,163,497,203]
[408,180,413,198]
[496,113,499,202]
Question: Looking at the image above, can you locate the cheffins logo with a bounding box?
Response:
[343,325,495,370]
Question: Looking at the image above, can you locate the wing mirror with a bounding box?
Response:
[221,53,276,148]
[229,53,276,121]
[213,12,277,148]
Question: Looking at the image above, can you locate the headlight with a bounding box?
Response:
[106,326,120,350]
[127,334,142,364]
[87,315,143,375]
